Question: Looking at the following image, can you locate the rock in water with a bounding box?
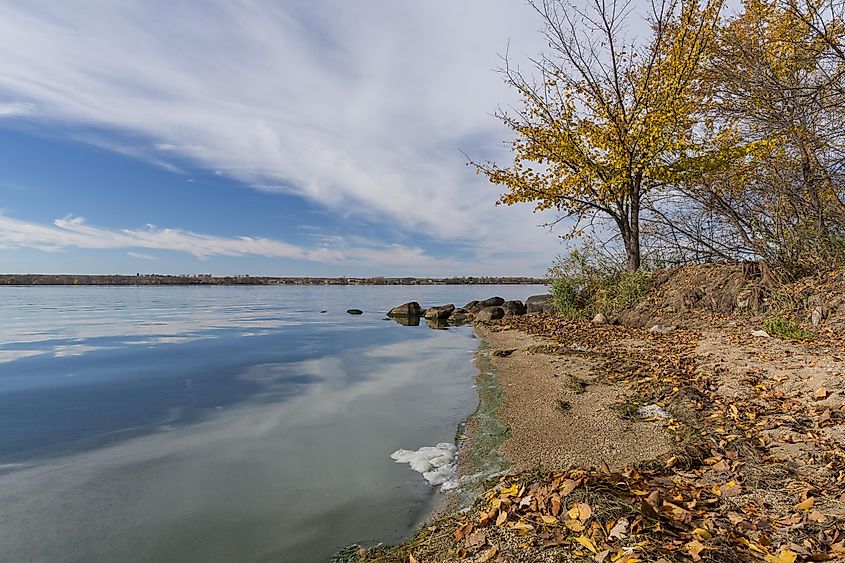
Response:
[526,294,553,313]
[468,297,505,313]
[449,307,470,323]
[463,300,479,310]
[475,306,505,322]
[424,304,455,319]
[387,301,422,317]
[347,309,364,315]
[502,300,526,316]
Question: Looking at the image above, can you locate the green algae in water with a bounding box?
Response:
[455,338,510,507]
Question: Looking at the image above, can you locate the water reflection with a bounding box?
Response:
[0,285,546,562]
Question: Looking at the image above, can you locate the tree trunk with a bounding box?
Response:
[622,176,642,272]
[622,229,641,272]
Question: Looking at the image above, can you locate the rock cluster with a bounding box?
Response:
[386,294,553,327]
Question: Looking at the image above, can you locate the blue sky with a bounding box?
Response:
[0,1,571,276]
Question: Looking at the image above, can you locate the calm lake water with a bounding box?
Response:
[0,284,545,563]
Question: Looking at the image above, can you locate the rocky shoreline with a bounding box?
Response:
[385,294,555,326]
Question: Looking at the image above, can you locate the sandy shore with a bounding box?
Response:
[474,325,670,472]
[355,311,845,562]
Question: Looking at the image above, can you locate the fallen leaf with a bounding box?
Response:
[465,530,487,548]
[559,479,579,496]
[500,484,519,497]
[551,496,562,516]
[478,546,498,563]
[765,549,797,563]
[692,528,712,541]
[814,387,828,400]
[794,497,814,511]
[576,502,592,522]
[576,535,598,554]
[608,518,628,540]
[495,510,508,527]
[686,540,705,560]
[454,522,473,542]
[409,554,418,563]
[563,518,585,532]
[540,515,558,525]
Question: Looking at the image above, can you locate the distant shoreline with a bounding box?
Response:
[0,274,547,286]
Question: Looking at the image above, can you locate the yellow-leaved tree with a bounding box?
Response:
[475,0,724,271]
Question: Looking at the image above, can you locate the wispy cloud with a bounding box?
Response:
[0,213,481,273]
[0,1,565,272]
[126,252,155,260]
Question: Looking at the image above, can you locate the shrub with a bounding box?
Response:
[548,249,651,319]
[763,316,814,340]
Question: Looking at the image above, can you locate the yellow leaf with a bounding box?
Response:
[575,535,598,554]
[409,554,418,563]
[692,528,712,540]
[500,484,519,497]
[765,549,798,563]
[495,510,508,526]
[686,540,705,560]
[540,515,558,525]
[795,497,815,510]
[563,519,585,532]
[567,507,580,519]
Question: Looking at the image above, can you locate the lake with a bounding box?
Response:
[0,284,545,563]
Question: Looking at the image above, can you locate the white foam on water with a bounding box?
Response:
[390,442,459,491]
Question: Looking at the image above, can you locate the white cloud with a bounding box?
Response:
[126,252,156,260]
[0,213,487,274]
[0,1,567,272]
[0,102,33,117]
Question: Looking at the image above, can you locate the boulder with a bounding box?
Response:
[475,306,505,322]
[526,294,554,314]
[424,304,455,320]
[449,307,469,320]
[387,301,422,317]
[469,297,505,313]
[463,300,479,310]
[592,313,607,324]
[502,300,526,316]
[347,309,364,315]
[649,324,676,335]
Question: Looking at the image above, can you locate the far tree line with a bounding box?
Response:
[478,0,845,277]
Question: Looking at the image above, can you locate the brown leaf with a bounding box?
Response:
[814,387,828,400]
[465,530,487,549]
[454,522,473,542]
[495,510,508,527]
[559,479,579,496]
[686,540,705,561]
[576,502,592,523]
[478,545,498,563]
[551,496,562,517]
